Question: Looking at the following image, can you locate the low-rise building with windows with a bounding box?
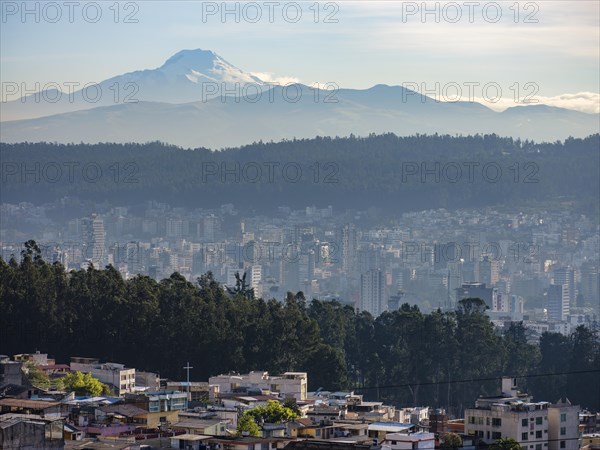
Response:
[381,432,435,450]
[465,378,581,450]
[465,377,550,448]
[548,398,580,450]
[125,390,188,413]
[209,371,308,401]
[70,357,136,396]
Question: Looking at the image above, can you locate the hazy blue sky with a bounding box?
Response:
[1,1,598,111]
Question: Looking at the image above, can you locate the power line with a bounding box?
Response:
[351,369,600,391]
[465,436,584,445]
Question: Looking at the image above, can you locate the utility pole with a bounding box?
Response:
[183,362,193,403]
[446,268,451,312]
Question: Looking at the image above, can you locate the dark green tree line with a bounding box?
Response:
[1,247,598,413]
[1,134,598,216]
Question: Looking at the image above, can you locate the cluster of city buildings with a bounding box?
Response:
[1,352,599,450]
[2,201,599,341]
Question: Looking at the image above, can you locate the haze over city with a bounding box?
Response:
[0,1,598,449]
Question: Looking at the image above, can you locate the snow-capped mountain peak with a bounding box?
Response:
[158,48,264,85]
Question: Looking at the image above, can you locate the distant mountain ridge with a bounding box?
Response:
[1,49,598,148]
[1,49,266,121]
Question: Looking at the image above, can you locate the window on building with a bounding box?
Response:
[492,432,501,440]
[560,427,566,436]
[469,416,475,424]
[536,417,543,425]
[522,419,528,427]
[492,418,502,427]
[560,413,567,422]
[486,431,490,440]
[536,445,542,450]
[536,431,542,439]
[522,432,528,441]
[487,417,490,426]
[560,441,565,449]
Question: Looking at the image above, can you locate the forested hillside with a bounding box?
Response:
[2,134,598,215]
[1,242,598,415]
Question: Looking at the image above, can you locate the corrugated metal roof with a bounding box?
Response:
[367,422,413,432]
[99,403,148,417]
[0,398,59,409]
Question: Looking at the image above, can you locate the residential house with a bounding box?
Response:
[580,411,599,434]
[284,440,381,450]
[210,372,307,401]
[548,398,580,450]
[170,434,212,450]
[207,436,291,450]
[381,432,435,450]
[0,398,67,417]
[367,423,416,442]
[136,371,161,390]
[125,390,188,414]
[70,357,136,396]
[396,407,429,425]
[167,381,209,401]
[581,434,600,448]
[0,414,64,449]
[0,358,25,386]
[307,404,343,424]
[95,403,150,427]
[12,351,52,366]
[172,416,230,435]
[63,422,84,441]
[0,384,37,399]
[465,377,550,447]
[38,364,70,377]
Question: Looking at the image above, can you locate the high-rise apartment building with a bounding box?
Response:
[548,284,569,321]
[81,214,106,268]
[553,266,575,307]
[360,269,385,316]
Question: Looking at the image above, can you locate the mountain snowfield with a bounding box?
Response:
[2,49,268,121]
[1,49,598,148]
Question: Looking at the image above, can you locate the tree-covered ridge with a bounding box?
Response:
[1,243,599,414]
[1,134,598,215]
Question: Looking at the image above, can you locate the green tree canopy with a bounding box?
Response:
[440,432,463,449]
[2,247,599,413]
[23,362,50,390]
[237,413,261,437]
[246,400,300,424]
[490,437,522,450]
[59,371,105,396]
